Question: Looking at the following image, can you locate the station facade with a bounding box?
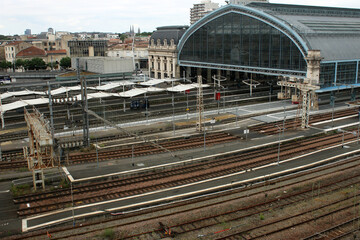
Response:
[148,26,189,79]
[151,2,360,103]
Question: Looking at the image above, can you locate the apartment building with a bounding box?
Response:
[229,0,269,5]
[68,40,107,57]
[190,0,219,25]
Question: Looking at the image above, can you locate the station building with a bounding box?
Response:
[150,3,360,104]
[148,26,189,79]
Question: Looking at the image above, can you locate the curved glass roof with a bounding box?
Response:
[178,3,360,64]
[178,4,308,77]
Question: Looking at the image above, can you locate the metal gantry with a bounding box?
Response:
[77,58,90,148]
[277,78,319,128]
[24,107,55,190]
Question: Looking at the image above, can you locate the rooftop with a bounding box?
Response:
[46,49,67,54]
[150,25,189,46]
[7,41,24,46]
[17,46,46,57]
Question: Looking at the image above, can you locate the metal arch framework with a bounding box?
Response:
[179,61,307,78]
[177,4,310,73]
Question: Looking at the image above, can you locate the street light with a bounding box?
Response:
[331,93,335,128]
[96,138,99,168]
[358,108,360,144]
[275,125,282,165]
[70,181,75,227]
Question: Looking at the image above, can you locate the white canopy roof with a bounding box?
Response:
[166,84,195,93]
[1,90,46,100]
[89,81,135,91]
[163,78,182,83]
[118,88,148,98]
[138,79,165,86]
[74,92,115,101]
[191,83,211,88]
[51,86,82,96]
[144,87,165,93]
[0,98,49,114]
[0,82,211,114]
[166,83,210,92]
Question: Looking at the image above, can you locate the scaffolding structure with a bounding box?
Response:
[24,107,55,190]
[277,50,322,129]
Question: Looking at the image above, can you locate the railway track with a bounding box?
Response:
[13,131,357,217]
[0,132,238,171]
[135,164,360,240]
[2,105,358,171]
[302,217,360,240]
[249,108,358,135]
[8,144,360,240]
[68,132,237,164]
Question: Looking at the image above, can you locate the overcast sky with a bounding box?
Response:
[2,0,360,36]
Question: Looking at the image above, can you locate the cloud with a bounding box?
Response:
[1,0,360,35]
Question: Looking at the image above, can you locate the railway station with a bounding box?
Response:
[2,2,360,239]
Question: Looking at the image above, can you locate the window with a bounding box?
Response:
[337,62,357,84]
[320,63,335,87]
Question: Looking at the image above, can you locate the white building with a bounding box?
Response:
[107,48,148,59]
[190,0,219,25]
[229,0,269,5]
[72,57,134,74]
[107,47,148,70]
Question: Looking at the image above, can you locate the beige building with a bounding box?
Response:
[148,26,189,79]
[0,42,7,61]
[190,0,219,25]
[16,46,47,62]
[15,46,67,70]
[46,50,67,65]
[19,33,73,57]
[4,41,32,62]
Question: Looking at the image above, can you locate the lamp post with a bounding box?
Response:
[172,92,175,136]
[70,181,75,227]
[203,121,206,152]
[96,138,99,168]
[358,108,360,144]
[186,91,189,120]
[275,125,281,165]
[132,144,134,166]
[331,93,335,128]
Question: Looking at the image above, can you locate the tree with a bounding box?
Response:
[0,35,10,40]
[119,34,127,42]
[15,59,25,69]
[60,57,71,69]
[23,60,31,70]
[136,32,154,37]
[47,62,58,70]
[0,60,12,70]
[32,58,46,70]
